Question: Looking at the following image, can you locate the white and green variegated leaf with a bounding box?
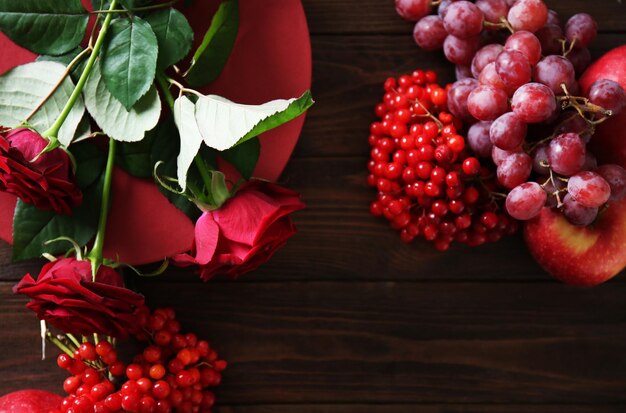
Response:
[173,95,204,191]
[194,91,313,151]
[0,61,84,146]
[83,61,161,142]
[173,91,313,190]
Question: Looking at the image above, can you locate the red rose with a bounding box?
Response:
[174,181,305,280]
[13,258,144,339]
[0,128,82,214]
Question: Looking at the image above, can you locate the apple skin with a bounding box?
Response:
[524,197,626,287]
[524,46,626,287]
[0,390,62,412]
[579,45,626,166]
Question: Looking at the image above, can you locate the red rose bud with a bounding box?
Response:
[0,128,82,214]
[13,258,145,339]
[174,181,305,280]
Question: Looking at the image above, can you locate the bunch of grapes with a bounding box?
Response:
[52,306,226,413]
[396,0,626,226]
[368,70,518,251]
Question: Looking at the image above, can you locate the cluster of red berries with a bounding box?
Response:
[367,70,518,250]
[52,306,226,413]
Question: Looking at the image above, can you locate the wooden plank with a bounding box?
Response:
[296,33,625,158]
[2,156,624,283]
[303,0,626,34]
[130,282,626,403]
[218,405,626,413]
[4,281,626,403]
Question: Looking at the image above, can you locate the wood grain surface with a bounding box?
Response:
[1,1,625,412]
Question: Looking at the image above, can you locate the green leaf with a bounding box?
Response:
[101,16,158,110]
[116,130,157,178]
[0,61,85,146]
[0,0,88,55]
[235,90,314,147]
[145,8,194,69]
[72,141,107,188]
[150,117,201,221]
[71,115,93,144]
[184,0,238,87]
[220,137,260,179]
[83,61,161,142]
[11,143,106,261]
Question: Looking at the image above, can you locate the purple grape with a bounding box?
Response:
[567,47,591,76]
[443,1,485,38]
[447,78,479,121]
[505,31,542,65]
[476,0,510,25]
[567,171,611,208]
[506,182,547,220]
[548,133,586,176]
[444,35,480,65]
[413,16,448,51]
[497,152,533,189]
[595,164,626,202]
[511,83,556,123]
[496,50,531,92]
[533,55,576,95]
[490,112,527,150]
[562,194,598,226]
[455,64,473,80]
[467,84,509,121]
[565,13,597,48]
[588,79,626,115]
[492,145,522,166]
[467,121,494,158]
[535,24,564,55]
[546,9,561,26]
[532,144,550,174]
[507,0,548,33]
[396,0,432,21]
[471,44,503,78]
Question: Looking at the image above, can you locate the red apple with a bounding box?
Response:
[523,45,626,287]
[524,197,626,287]
[0,390,62,412]
[580,45,626,167]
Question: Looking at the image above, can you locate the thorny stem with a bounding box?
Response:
[164,76,204,98]
[42,0,119,141]
[88,138,117,279]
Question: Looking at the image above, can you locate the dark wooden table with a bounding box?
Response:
[2,0,626,412]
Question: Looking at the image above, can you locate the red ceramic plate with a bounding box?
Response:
[0,0,312,265]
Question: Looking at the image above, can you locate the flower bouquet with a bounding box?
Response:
[0,0,313,411]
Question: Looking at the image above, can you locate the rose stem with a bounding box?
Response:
[88,138,116,279]
[155,73,214,192]
[42,0,119,144]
